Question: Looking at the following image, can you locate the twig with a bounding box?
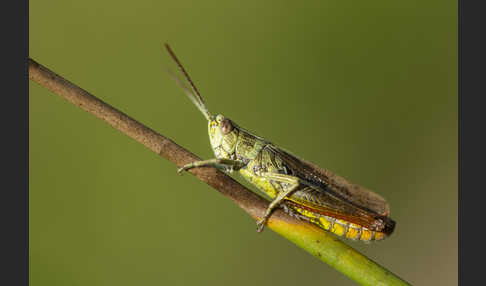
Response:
[28,58,410,286]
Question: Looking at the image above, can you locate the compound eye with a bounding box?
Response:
[220,118,233,135]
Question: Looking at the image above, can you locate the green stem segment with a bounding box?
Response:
[29,58,411,286]
[268,219,410,286]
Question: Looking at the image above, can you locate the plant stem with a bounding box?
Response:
[29,58,411,286]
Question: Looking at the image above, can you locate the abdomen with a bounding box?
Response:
[284,201,388,241]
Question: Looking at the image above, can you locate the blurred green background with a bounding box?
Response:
[30,1,457,285]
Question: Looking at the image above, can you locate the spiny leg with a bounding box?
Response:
[177,158,245,174]
[256,172,302,232]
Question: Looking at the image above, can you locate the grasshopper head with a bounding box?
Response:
[208,114,239,159]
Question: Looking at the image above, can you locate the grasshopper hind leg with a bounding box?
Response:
[256,172,301,232]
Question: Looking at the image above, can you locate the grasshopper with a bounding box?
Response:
[165,44,395,241]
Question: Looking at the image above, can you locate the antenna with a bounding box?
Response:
[164,44,207,108]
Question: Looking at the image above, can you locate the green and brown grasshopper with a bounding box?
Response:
[165,44,395,241]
